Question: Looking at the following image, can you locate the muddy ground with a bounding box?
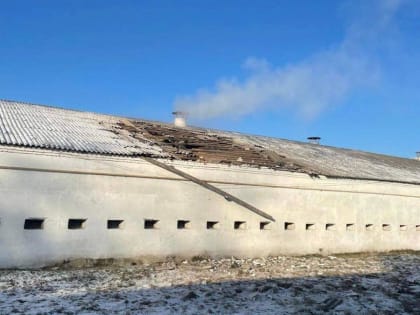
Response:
[0,252,419,314]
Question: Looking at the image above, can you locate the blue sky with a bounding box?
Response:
[1,0,419,158]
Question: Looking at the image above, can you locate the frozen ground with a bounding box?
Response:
[0,252,419,314]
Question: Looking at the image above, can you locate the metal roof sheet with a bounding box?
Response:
[0,100,163,156]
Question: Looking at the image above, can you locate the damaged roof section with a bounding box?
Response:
[118,119,420,184]
[1,99,420,184]
[118,120,310,173]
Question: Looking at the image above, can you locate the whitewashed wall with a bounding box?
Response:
[0,147,419,268]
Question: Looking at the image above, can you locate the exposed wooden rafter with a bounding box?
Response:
[142,157,276,222]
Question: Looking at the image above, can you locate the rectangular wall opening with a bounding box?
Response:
[260,221,271,230]
[207,221,219,230]
[284,222,295,230]
[399,225,408,231]
[144,219,159,229]
[68,219,86,230]
[24,218,44,230]
[306,223,316,231]
[382,224,391,231]
[346,223,355,231]
[107,220,124,229]
[234,221,246,230]
[326,223,336,231]
[416,225,420,231]
[366,224,374,231]
[177,220,191,229]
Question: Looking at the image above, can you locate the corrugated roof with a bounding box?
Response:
[0,100,163,156]
[232,133,420,184]
[1,99,420,184]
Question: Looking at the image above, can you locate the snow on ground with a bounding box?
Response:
[0,253,419,314]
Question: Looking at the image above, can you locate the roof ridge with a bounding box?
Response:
[0,98,93,114]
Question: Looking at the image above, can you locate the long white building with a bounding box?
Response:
[0,99,419,268]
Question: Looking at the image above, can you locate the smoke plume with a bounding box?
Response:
[174,0,403,120]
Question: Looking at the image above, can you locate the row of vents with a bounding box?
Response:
[22,219,420,232]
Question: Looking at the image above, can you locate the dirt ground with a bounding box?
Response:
[0,252,419,314]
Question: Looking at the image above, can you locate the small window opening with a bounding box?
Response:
[366,224,374,231]
[144,219,159,229]
[416,225,420,231]
[234,221,246,230]
[207,221,219,229]
[326,223,336,231]
[284,222,295,230]
[382,224,391,231]
[399,225,407,231]
[306,223,316,231]
[346,224,355,231]
[24,218,44,230]
[68,219,86,230]
[177,220,191,229]
[107,220,124,229]
[260,221,271,230]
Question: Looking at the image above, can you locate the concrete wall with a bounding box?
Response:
[0,147,419,268]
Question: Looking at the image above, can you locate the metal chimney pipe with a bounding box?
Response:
[172,111,187,128]
[307,136,321,145]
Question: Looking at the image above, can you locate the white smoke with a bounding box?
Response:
[174,0,404,120]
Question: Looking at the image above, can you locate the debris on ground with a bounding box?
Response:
[0,253,419,314]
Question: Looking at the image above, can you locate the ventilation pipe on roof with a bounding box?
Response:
[172,111,187,128]
[307,136,321,145]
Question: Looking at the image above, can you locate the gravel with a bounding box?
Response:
[0,252,419,314]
